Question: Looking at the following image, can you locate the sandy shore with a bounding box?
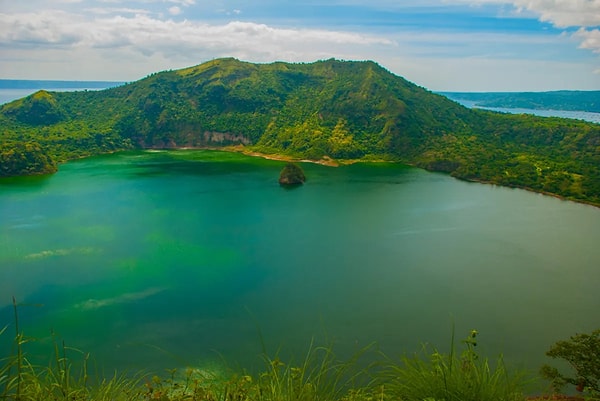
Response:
[215,145,342,167]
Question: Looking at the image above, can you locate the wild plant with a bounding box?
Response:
[248,339,375,401]
[540,329,600,399]
[1,297,143,401]
[380,329,530,401]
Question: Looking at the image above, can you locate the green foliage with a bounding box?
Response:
[250,340,375,401]
[0,141,57,177]
[2,90,67,125]
[279,162,306,186]
[0,58,599,205]
[109,342,378,401]
[540,329,600,398]
[380,330,529,401]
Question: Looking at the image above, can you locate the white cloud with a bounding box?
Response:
[451,0,600,27]
[168,0,195,5]
[0,10,82,46]
[451,1,600,62]
[511,0,600,54]
[511,0,600,28]
[95,0,195,3]
[86,7,152,15]
[1,1,599,89]
[575,28,600,53]
[0,11,395,59]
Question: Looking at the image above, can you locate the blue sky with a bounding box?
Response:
[0,0,599,91]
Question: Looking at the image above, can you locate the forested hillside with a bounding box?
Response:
[1,58,599,205]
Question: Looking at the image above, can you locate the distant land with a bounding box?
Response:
[0,79,124,90]
[441,91,600,113]
[1,58,599,206]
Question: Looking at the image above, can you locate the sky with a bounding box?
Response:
[0,0,599,91]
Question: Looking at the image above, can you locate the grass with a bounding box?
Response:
[130,339,379,401]
[2,299,537,400]
[1,298,143,400]
[379,329,531,401]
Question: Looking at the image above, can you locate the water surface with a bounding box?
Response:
[449,98,600,123]
[1,150,599,376]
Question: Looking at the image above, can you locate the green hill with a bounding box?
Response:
[1,58,599,205]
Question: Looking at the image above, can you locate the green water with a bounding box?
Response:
[1,150,599,375]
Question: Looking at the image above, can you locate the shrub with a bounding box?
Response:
[540,329,600,398]
[380,330,529,401]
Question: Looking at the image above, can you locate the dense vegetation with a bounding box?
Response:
[541,329,600,397]
[0,141,57,176]
[279,163,306,186]
[1,58,599,205]
[442,90,600,113]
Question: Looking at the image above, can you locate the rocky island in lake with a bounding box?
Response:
[279,163,306,186]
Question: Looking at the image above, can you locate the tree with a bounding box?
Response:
[0,141,57,177]
[278,163,306,186]
[540,329,600,397]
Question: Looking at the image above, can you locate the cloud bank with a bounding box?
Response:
[0,11,395,62]
[461,0,600,54]
[0,0,598,90]
[511,0,600,28]
[512,0,600,55]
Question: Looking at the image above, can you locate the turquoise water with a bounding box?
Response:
[1,150,599,375]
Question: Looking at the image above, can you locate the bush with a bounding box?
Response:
[278,162,306,186]
[540,329,600,398]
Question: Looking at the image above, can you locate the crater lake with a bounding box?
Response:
[1,149,599,377]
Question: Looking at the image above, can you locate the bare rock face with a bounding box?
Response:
[278,163,306,186]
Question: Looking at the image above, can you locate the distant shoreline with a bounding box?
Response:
[0,79,124,90]
[146,146,600,209]
[169,144,395,167]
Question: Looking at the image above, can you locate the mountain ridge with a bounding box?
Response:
[1,58,599,206]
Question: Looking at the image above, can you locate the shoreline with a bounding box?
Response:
[11,144,598,210]
[232,146,600,209]
[457,176,600,209]
[176,144,394,168]
[176,144,344,167]
[224,145,341,167]
[150,145,600,209]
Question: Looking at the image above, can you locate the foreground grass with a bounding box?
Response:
[380,330,530,401]
[1,327,532,401]
[1,298,537,401]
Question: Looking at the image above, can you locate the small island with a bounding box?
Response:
[279,163,306,186]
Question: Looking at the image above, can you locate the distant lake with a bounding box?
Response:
[1,150,599,378]
[0,80,123,105]
[448,98,600,124]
